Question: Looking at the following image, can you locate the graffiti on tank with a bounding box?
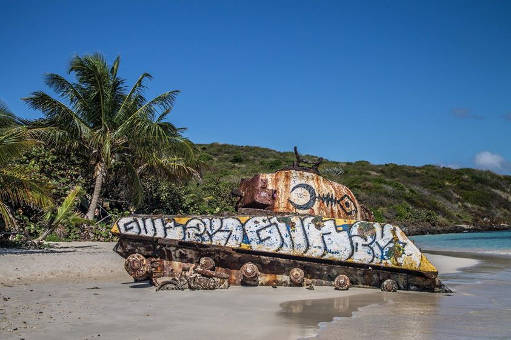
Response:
[288,183,357,216]
[115,216,422,270]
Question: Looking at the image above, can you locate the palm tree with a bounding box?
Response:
[0,103,52,232]
[24,54,199,220]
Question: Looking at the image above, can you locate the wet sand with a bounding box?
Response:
[313,251,511,339]
[0,242,500,339]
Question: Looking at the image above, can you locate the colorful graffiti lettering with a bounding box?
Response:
[114,215,426,271]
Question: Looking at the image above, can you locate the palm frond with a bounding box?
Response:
[0,127,38,164]
[0,200,17,230]
[0,167,54,209]
[68,54,112,128]
[115,72,152,124]
[44,73,93,117]
[23,92,91,139]
[51,185,83,226]
[138,154,200,183]
[0,102,24,128]
[114,90,179,138]
[110,56,120,78]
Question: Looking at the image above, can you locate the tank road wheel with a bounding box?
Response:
[199,257,215,270]
[334,275,350,290]
[381,279,398,292]
[155,276,189,291]
[289,268,305,286]
[124,254,151,281]
[240,262,259,286]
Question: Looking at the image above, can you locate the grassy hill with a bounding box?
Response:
[191,143,511,234]
[10,143,511,240]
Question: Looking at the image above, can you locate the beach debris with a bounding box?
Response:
[381,279,399,292]
[155,276,188,291]
[112,167,447,293]
[334,275,350,290]
[152,258,229,291]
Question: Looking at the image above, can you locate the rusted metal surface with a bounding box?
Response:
[381,279,399,292]
[289,268,304,286]
[124,253,151,280]
[237,175,275,209]
[240,262,259,281]
[334,274,350,290]
[150,256,230,291]
[112,236,450,292]
[238,170,362,220]
[199,257,215,270]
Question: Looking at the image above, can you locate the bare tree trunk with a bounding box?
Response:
[86,163,105,220]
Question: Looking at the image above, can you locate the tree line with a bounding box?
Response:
[0,53,200,243]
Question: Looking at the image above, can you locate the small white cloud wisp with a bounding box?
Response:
[474,151,510,173]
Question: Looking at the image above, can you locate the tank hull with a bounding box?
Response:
[111,214,448,292]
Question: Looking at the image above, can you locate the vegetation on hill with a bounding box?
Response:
[3,138,511,242]
[188,143,511,235]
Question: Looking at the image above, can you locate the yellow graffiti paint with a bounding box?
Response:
[418,254,438,273]
[173,217,190,225]
[333,218,356,225]
[401,255,419,270]
[111,223,119,234]
[240,243,251,250]
[238,216,250,223]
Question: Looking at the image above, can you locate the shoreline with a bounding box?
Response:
[403,224,511,236]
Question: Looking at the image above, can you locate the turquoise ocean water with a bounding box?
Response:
[410,230,511,255]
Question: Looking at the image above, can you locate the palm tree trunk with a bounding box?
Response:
[86,163,105,220]
[34,224,53,243]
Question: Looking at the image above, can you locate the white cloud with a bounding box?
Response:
[474,151,509,172]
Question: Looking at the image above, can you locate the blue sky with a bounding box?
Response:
[1,1,510,173]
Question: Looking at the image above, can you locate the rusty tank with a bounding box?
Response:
[112,149,449,293]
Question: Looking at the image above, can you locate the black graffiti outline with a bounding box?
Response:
[347,222,377,263]
[298,217,310,254]
[288,183,358,216]
[289,183,316,210]
[320,220,349,257]
[162,219,178,239]
[183,218,208,242]
[138,217,157,237]
[120,218,141,235]
[117,217,410,266]
[205,218,234,247]
[255,220,285,252]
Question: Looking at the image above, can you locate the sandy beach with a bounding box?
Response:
[0,242,506,340]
